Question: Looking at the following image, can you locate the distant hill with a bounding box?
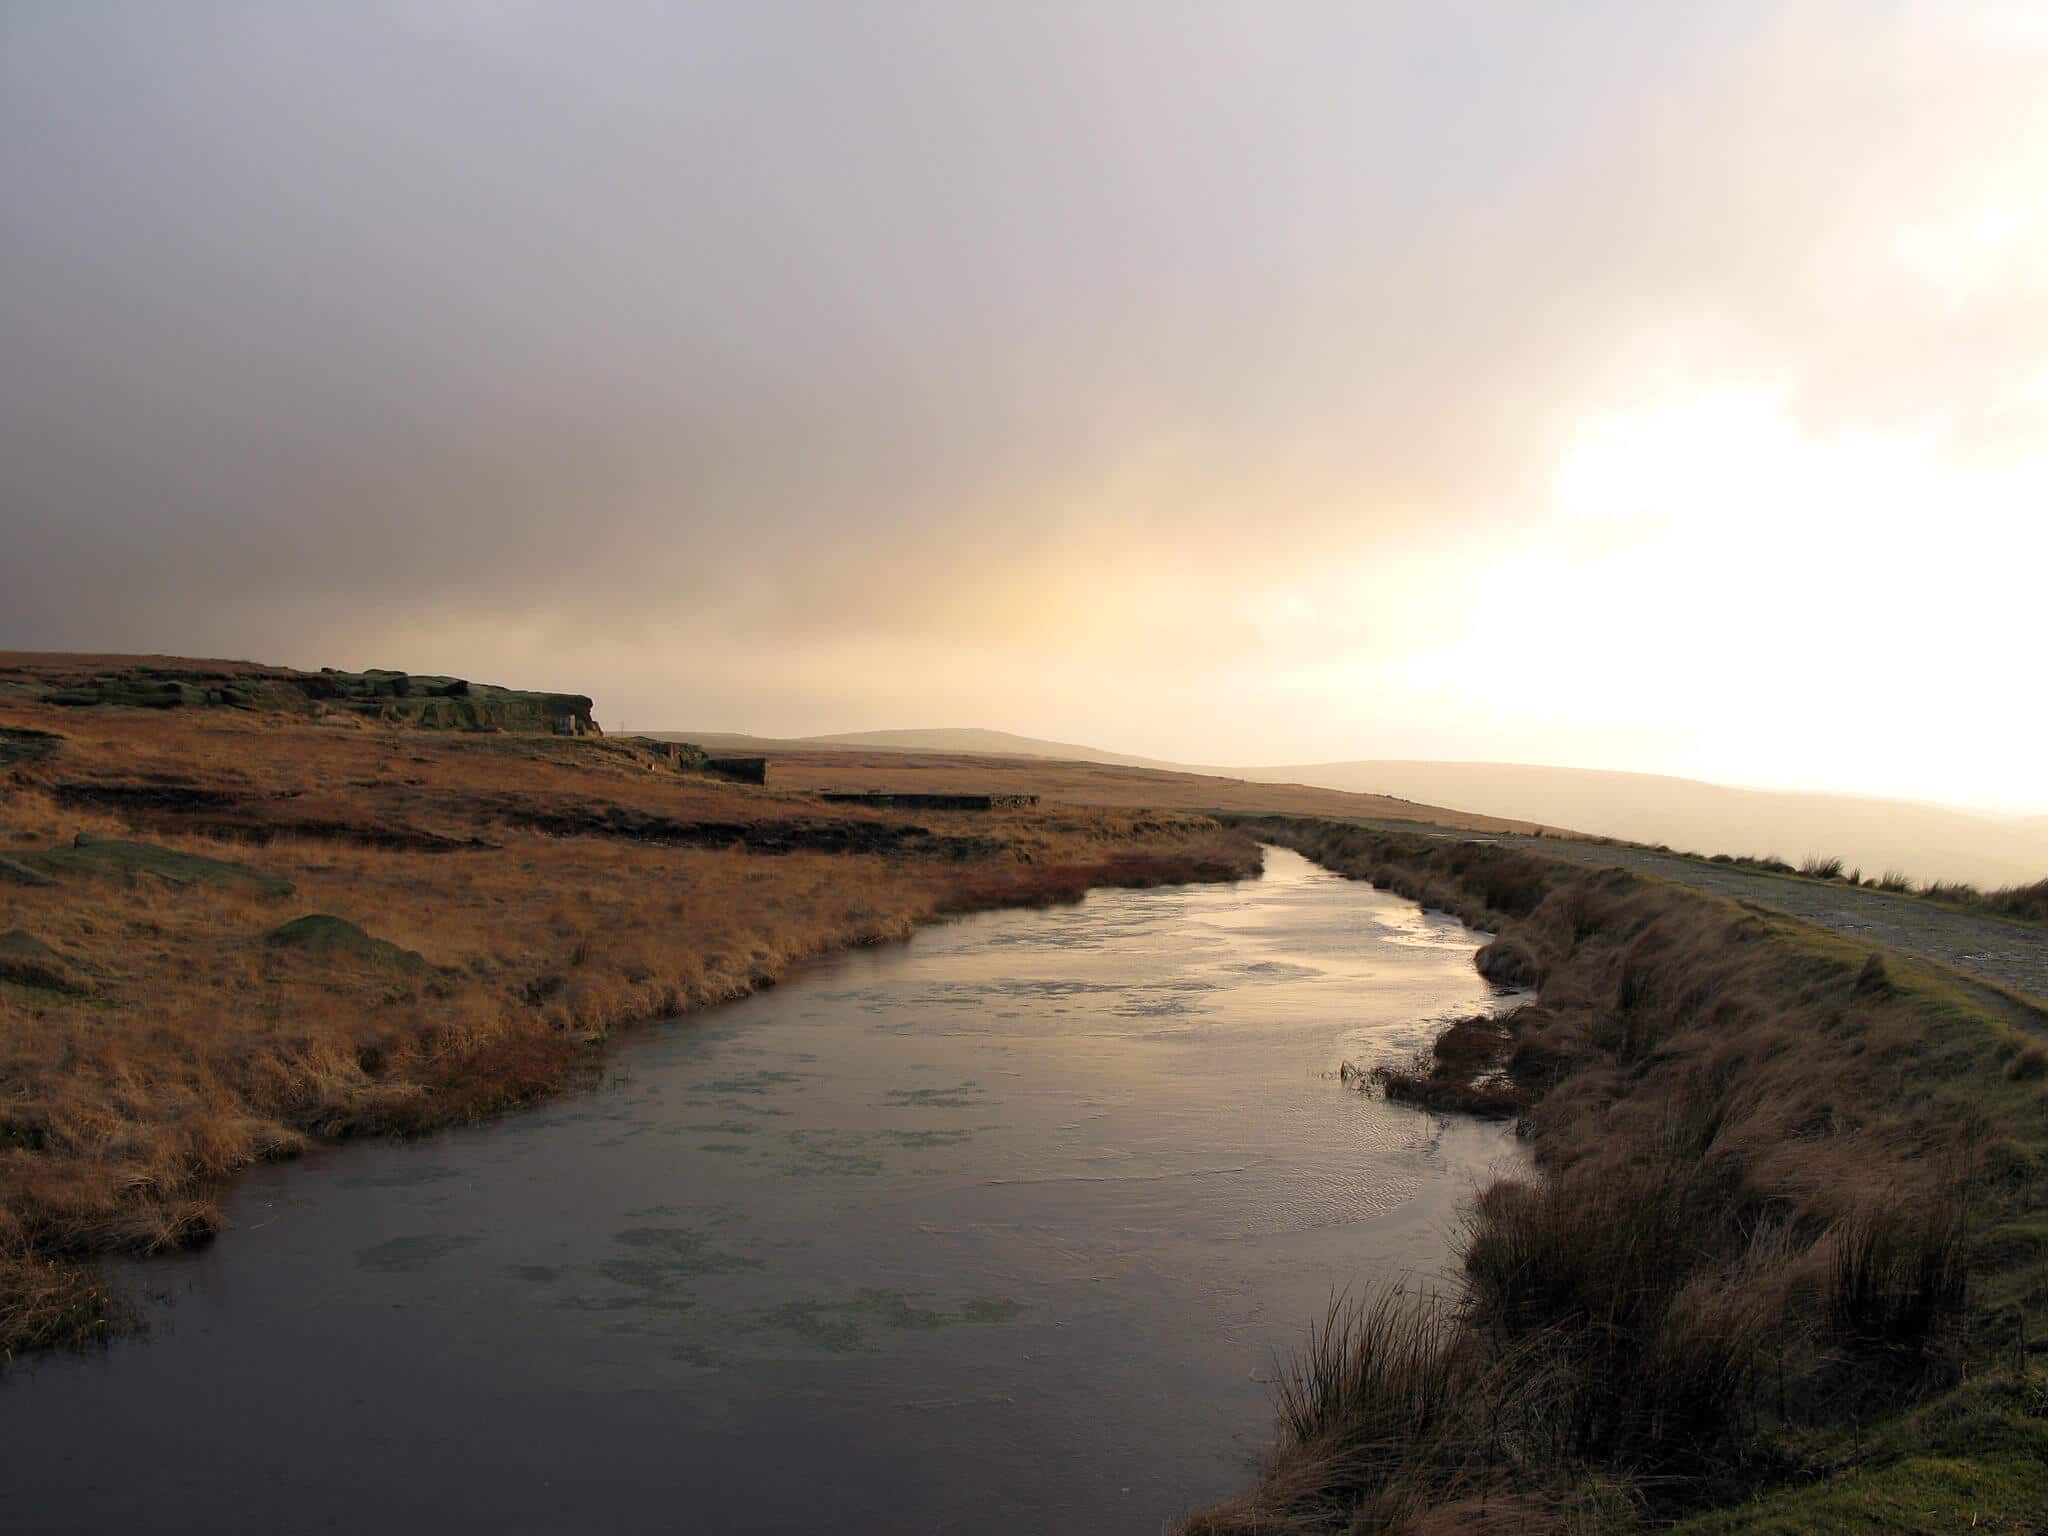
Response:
[798,727,1183,772]
[650,731,1544,835]
[671,726,2048,889]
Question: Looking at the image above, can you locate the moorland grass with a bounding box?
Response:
[0,698,1258,1360]
[1188,816,2048,1536]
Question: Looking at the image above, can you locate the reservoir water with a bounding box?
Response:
[4,847,1515,1534]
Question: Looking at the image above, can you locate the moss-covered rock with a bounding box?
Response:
[267,914,427,972]
[0,855,57,888]
[19,834,295,897]
[0,930,90,994]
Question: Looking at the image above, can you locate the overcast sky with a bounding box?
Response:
[4,2,2043,810]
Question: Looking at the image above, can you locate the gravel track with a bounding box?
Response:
[1494,836,2048,1006]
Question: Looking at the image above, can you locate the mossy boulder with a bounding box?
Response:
[267,914,427,972]
[19,834,295,897]
[0,930,90,994]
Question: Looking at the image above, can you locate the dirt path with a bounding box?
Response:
[1490,835,2048,1005]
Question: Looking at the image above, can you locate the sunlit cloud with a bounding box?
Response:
[1,1,2041,810]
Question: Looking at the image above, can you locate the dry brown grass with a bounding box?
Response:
[0,694,1257,1359]
[648,736,1547,833]
[1979,877,2048,924]
[1185,816,2048,1535]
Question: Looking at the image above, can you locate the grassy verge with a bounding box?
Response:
[0,698,1258,1362]
[1188,816,2048,1536]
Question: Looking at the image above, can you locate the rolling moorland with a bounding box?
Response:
[661,732,1545,832]
[669,733,2048,985]
[671,732,2048,1531]
[0,654,1259,1357]
[5,658,2045,1533]
[702,728,2048,891]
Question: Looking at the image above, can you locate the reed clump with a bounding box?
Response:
[1980,876,2048,923]
[1352,1013,1529,1120]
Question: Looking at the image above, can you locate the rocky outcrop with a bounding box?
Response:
[19,659,601,735]
[305,670,601,734]
[621,741,765,785]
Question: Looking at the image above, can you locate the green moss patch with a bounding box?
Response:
[1676,1391,2048,1535]
[18,834,294,897]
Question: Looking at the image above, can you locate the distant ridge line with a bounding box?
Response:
[655,726,2048,888]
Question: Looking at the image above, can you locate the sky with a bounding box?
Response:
[3,2,2044,813]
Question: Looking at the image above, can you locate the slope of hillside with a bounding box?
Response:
[799,727,1182,772]
[673,728,2048,889]
[0,657,1259,1358]
[649,736,1545,835]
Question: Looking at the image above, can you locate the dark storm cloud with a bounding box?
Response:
[0,3,1702,618]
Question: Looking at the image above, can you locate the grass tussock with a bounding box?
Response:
[1715,853,1798,876]
[1349,1013,1529,1119]
[0,697,1259,1359]
[1917,871,2048,921]
[0,1248,126,1361]
[1978,877,2048,924]
[1192,816,2048,1535]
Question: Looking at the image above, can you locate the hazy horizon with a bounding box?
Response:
[5,4,2043,813]
[693,725,2048,820]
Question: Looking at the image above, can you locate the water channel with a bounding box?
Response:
[5,847,1517,1533]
